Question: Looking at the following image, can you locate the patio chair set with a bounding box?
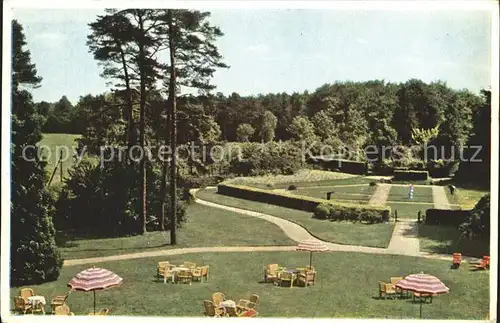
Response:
[452,254,490,271]
[12,288,110,316]
[157,261,209,285]
[203,292,259,318]
[378,277,430,301]
[264,264,316,288]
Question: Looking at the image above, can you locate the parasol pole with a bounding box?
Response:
[420,298,422,319]
[94,290,96,314]
[309,252,313,268]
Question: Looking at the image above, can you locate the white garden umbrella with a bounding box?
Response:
[296,238,329,268]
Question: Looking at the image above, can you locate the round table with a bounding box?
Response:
[169,267,192,283]
[218,300,236,308]
[27,296,46,314]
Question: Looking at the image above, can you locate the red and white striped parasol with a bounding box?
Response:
[68,266,123,314]
[395,272,449,318]
[296,238,329,268]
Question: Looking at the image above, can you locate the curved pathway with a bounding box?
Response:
[63,188,480,267]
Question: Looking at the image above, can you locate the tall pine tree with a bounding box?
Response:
[11,20,63,286]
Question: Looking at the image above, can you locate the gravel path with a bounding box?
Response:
[432,185,452,209]
[368,184,391,206]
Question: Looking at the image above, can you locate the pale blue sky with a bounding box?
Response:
[13,8,492,104]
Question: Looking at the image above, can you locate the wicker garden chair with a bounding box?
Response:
[212,292,226,307]
[203,300,225,317]
[200,265,210,282]
[51,290,71,313]
[177,271,193,285]
[278,271,295,288]
[54,304,75,316]
[191,268,203,282]
[378,281,397,299]
[298,270,316,287]
[20,288,35,302]
[264,264,279,283]
[13,296,32,314]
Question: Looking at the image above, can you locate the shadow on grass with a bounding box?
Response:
[418,224,489,257]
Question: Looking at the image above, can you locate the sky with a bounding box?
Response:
[12,8,493,104]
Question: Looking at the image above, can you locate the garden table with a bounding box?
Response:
[218,300,236,308]
[27,296,46,314]
[169,267,192,283]
[276,268,300,287]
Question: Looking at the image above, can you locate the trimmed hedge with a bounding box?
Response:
[425,209,471,227]
[314,203,389,223]
[393,170,429,181]
[307,157,367,175]
[217,183,390,223]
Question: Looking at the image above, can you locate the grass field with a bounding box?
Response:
[58,203,295,260]
[290,185,375,203]
[445,187,488,210]
[40,133,81,185]
[387,186,434,203]
[197,189,395,248]
[10,251,489,319]
[418,224,490,258]
[387,202,429,219]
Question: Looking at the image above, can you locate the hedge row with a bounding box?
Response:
[393,170,429,181]
[425,209,471,227]
[217,183,391,222]
[307,157,367,175]
[314,203,389,223]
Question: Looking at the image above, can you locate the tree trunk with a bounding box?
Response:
[168,9,177,245]
[138,14,147,234]
[118,44,135,148]
[159,107,171,231]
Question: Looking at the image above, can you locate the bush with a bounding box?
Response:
[313,204,330,220]
[308,158,367,175]
[288,184,298,190]
[369,181,377,187]
[227,141,303,177]
[55,158,187,236]
[425,209,470,227]
[459,194,490,240]
[427,159,460,178]
[393,170,429,181]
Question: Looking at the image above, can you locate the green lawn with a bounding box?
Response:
[419,224,490,258]
[197,189,395,248]
[290,184,375,203]
[387,186,434,203]
[58,203,295,260]
[445,187,488,210]
[10,251,489,319]
[40,133,81,185]
[387,202,429,220]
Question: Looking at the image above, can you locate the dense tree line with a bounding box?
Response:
[11,20,62,286]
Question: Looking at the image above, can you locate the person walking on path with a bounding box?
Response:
[408,183,414,200]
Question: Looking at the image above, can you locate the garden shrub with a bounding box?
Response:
[313,204,330,220]
[424,209,470,227]
[308,157,367,174]
[55,158,187,236]
[459,194,490,240]
[288,184,298,190]
[369,181,377,186]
